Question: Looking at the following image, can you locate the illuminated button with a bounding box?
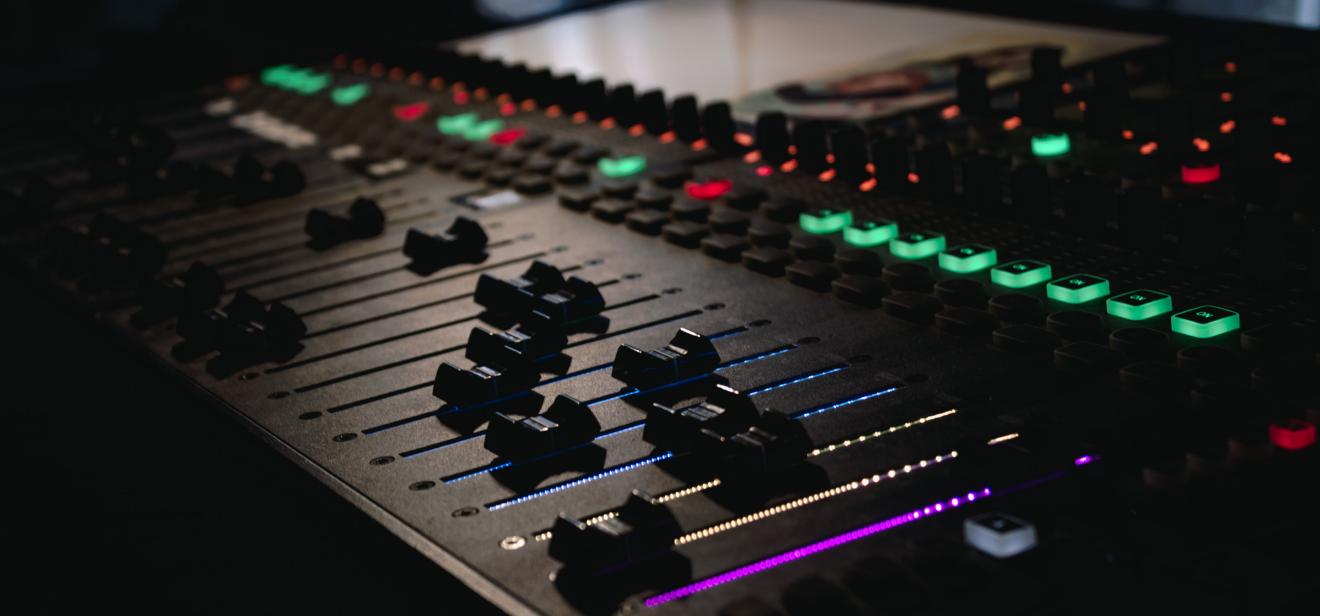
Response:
[597,155,647,178]
[330,83,369,106]
[392,101,430,122]
[991,259,1052,288]
[889,231,946,259]
[1106,289,1173,321]
[1046,274,1110,304]
[685,179,733,200]
[1170,305,1240,338]
[842,218,898,247]
[261,64,293,86]
[938,243,997,273]
[1269,419,1316,451]
[437,112,480,135]
[1181,163,1221,185]
[489,127,527,146]
[964,512,1038,558]
[464,119,506,141]
[799,208,852,234]
[1031,133,1071,158]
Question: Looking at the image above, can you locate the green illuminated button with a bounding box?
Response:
[261,64,295,86]
[291,72,329,94]
[799,208,853,234]
[991,259,1052,288]
[1107,289,1173,321]
[890,231,946,259]
[597,155,647,178]
[1031,132,1071,158]
[843,218,898,247]
[330,83,369,106]
[1171,305,1240,338]
[1046,274,1110,304]
[939,243,998,273]
[463,118,505,141]
[437,112,480,135]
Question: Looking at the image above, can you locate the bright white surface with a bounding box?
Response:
[457,0,1159,101]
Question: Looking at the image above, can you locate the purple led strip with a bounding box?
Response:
[643,487,993,608]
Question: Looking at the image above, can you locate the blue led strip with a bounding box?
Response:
[746,365,847,397]
[716,345,795,370]
[792,387,899,419]
[485,452,675,511]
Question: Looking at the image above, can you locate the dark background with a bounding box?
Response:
[4,0,1314,612]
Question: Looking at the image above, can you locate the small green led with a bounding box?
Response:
[597,155,647,178]
[331,83,370,106]
[939,243,998,273]
[1171,305,1240,339]
[843,218,898,247]
[463,118,505,141]
[437,112,480,135]
[799,208,853,234]
[889,231,946,259]
[1107,289,1174,321]
[1046,274,1110,304]
[991,259,1052,288]
[1031,132,1071,158]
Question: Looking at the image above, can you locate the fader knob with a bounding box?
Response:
[755,111,791,164]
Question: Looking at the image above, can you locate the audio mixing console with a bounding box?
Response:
[3,1,1319,614]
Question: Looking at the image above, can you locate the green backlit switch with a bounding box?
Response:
[437,112,480,135]
[1031,132,1071,158]
[463,118,505,141]
[939,243,998,273]
[1171,305,1240,338]
[598,155,647,178]
[843,218,898,247]
[799,208,853,234]
[991,259,1052,288]
[1107,290,1173,321]
[889,231,946,259]
[331,83,370,106]
[1046,274,1110,304]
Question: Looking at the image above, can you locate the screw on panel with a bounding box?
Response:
[452,506,480,518]
[499,536,526,551]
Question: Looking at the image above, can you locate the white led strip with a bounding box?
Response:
[808,409,958,457]
[672,451,958,546]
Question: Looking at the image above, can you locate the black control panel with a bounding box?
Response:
[3,14,1319,616]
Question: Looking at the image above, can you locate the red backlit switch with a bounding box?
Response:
[1269,419,1316,451]
[685,178,733,200]
[393,102,431,122]
[489,127,527,146]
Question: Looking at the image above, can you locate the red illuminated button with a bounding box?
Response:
[1181,163,1220,185]
[685,178,733,200]
[1269,419,1316,451]
[489,127,527,146]
[393,102,431,122]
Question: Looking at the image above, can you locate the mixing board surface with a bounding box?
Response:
[4,1,1319,614]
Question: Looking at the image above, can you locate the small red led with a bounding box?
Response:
[743,151,761,164]
[428,77,444,91]
[859,178,877,192]
[1219,120,1236,134]
[818,169,836,182]
[489,127,527,146]
[520,100,536,112]
[392,102,430,122]
[453,91,470,105]
[826,153,836,164]
[940,105,960,120]
[1121,129,1135,140]
[1139,141,1158,156]
[572,111,589,124]
[907,172,920,184]
[1192,137,1211,152]
[691,139,709,152]
[408,72,424,86]
[658,131,676,144]
[599,117,617,130]
[1225,61,1237,74]
[628,125,645,137]
[1269,419,1315,451]
[545,105,562,119]
[225,75,250,92]
[388,67,405,81]
[1271,115,1288,127]
[1002,116,1022,132]
[779,160,798,173]
[1061,82,1074,94]
[734,133,755,147]
[499,102,517,117]
[1220,91,1233,103]
[755,165,774,177]
[685,179,734,200]
[1181,163,1220,185]
[369,62,385,77]
[1274,151,1293,164]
